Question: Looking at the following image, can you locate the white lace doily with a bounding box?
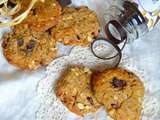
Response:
[36,46,160,120]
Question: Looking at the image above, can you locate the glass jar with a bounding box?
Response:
[134,0,160,29]
[103,0,148,43]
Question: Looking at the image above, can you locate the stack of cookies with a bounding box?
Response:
[56,67,144,120]
[2,0,100,70]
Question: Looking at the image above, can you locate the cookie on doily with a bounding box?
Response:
[56,66,101,116]
[92,68,144,120]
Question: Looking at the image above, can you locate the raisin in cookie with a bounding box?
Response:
[92,68,144,120]
[13,0,61,32]
[51,6,100,46]
[2,24,57,70]
[56,66,101,116]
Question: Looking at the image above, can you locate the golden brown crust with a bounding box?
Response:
[91,68,144,120]
[2,24,57,70]
[56,66,101,116]
[51,6,100,46]
[13,0,62,32]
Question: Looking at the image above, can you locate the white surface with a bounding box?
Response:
[0,70,45,120]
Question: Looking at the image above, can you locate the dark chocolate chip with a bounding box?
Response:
[77,35,80,40]
[91,32,95,35]
[26,40,36,52]
[75,7,81,10]
[112,77,127,89]
[58,0,72,7]
[17,38,24,46]
[111,103,121,109]
[87,97,94,105]
[46,28,52,36]
[31,8,37,15]
[2,41,7,48]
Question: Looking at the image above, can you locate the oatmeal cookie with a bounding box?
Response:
[92,68,144,120]
[56,66,101,116]
[51,6,100,46]
[2,24,57,70]
[13,0,61,32]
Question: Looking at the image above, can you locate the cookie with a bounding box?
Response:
[51,6,100,46]
[92,68,144,120]
[13,0,61,32]
[56,67,101,116]
[2,24,57,70]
